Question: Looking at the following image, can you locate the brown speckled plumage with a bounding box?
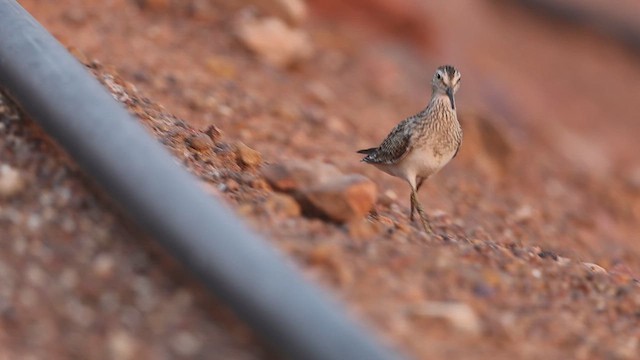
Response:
[358,65,463,233]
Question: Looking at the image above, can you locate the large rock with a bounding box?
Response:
[261,160,377,222]
[262,160,342,192]
[304,175,377,223]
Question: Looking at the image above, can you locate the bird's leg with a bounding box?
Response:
[410,188,433,233]
[410,195,415,221]
[410,177,425,221]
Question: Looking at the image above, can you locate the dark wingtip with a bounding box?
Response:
[357,148,376,155]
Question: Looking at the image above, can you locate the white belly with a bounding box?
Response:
[375,146,455,184]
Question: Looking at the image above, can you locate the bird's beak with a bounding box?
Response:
[446,87,455,110]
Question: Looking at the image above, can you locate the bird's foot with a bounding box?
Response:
[417,212,434,234]
[410,191,433,234]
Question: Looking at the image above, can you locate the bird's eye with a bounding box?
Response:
[436,73,442,80]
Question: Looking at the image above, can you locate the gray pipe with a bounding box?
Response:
[0,2,403,359]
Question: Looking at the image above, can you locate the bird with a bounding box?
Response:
[358,65,462,233]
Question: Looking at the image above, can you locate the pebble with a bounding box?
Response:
[583,262,607,274]
[0,164,24,198]
[412,301,482,335]
[187,133,214,151]
[235,142,263,168]
[278,0,307,24]
[94,253,115,279]
[109,330,137,360]
[531,268,542,279]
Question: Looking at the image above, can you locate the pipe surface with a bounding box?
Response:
[0,2,403,360]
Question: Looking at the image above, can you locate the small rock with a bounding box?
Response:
[248,0,308,25]
[303,174,377,223]
[583,262,607,274]
[556,256,571,266]
[235,142,262,168]
[109,331,137,360]
[0,164,24,198]
[94,254,115,279]
[531,268,542,279]
[261,160,342,191]
[187,133,213,151]
[412,301,482,335]
[204,125,222,142]
[235,15,312,68]
[279,0,307,24]
[511,205,534,223]
[265,193,301,217]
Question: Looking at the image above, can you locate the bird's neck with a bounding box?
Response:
[427,93,455,114]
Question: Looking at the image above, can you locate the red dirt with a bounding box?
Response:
[4,0,640,358]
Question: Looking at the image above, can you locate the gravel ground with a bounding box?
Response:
[6,0,640,359]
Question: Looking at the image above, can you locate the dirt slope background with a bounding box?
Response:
[3,0,640,358]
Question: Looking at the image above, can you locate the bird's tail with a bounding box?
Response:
[357,147,377,155]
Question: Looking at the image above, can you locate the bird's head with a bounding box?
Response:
[431,65,461,110]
